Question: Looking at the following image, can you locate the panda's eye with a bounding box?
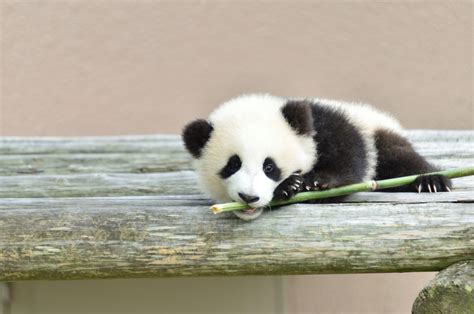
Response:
[219,154,242,179]
[263,157,281,181]
[229,158,240,169]
[264,164,274,173]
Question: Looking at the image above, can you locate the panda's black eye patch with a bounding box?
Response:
[219,154,242,179]
[263,157,281,181]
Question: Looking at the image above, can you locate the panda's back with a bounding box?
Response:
[307,98,403,181]
[312,98,403,136]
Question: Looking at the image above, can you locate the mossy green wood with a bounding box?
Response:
[412,261,474,314]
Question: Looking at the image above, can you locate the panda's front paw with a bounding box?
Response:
[273,173,304,200]
[301,174,332,191]
[413,174,452,193]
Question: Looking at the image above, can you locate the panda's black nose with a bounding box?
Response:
[238,193,260,204]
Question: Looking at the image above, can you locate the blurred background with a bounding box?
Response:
[1,1,472,313]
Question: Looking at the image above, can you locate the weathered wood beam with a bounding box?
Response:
[0,153,192,176]
[0,135,191,176]
[0,172,472,198]
[0,131,471,176]
[0,130,472,282]
[1,130,471,154]
[0,134,181,154]
[0,130,472,198]
[412,261,474,313]
[0,154,469,176]
[0,197,472,280]
[0,171,201,198]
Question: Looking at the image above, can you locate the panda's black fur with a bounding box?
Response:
[273,100,452,202]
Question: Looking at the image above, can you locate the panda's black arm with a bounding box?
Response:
[305,104,369,189]
[373,129,452,192]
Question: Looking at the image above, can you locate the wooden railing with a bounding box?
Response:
[0,130,472,312]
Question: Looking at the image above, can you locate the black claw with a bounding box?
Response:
[413,174,452,193]
[273,173,304,200]
[302,176,331,192]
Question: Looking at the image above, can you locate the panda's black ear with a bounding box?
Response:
[281,100,314,135]
[182,119,214,158]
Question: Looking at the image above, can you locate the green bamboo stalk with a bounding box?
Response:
[210,167,474,214]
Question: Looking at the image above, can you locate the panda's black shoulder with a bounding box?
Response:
[309,101,368,178]
[309,102,354,134]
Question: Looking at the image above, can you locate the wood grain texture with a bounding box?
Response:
[412,261,474,314]
[0,130,472,281]
[0,131,471,176]
[0,197,472,281]
[0,172,472,199]
[0,171,201,198]
[0,131,473,197]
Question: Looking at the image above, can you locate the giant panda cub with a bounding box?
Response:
[182,94,451,220]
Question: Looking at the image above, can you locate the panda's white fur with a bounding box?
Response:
[183,93,449,221]
[195,94,317,217]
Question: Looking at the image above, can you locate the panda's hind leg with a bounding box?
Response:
[373,129,452,192]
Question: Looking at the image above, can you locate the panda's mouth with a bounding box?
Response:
[233,207,264,221]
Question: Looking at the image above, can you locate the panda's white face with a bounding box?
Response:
[215,153,283,209]
[185,95,317,220]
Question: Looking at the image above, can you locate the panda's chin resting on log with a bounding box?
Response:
[233,207,264,221]
[182,94,452,221]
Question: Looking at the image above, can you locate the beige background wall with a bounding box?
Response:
[1,1,472,136]
[1,1,472,313]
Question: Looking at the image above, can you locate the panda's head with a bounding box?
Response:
[182,94,317,220]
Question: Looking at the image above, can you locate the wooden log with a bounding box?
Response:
[0,134,181,154]
[0,171,200,198]
[0,153,469,177]
[0,153,192,176]
[406,130,474,142]
[0,130,472,281]
[0,197,472,280]
[412,261,474,314]
[1,130,471,155]
[0,131,472,176]
[0,130,472,198]
[0,135,191,176]
[0,171,472,199]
